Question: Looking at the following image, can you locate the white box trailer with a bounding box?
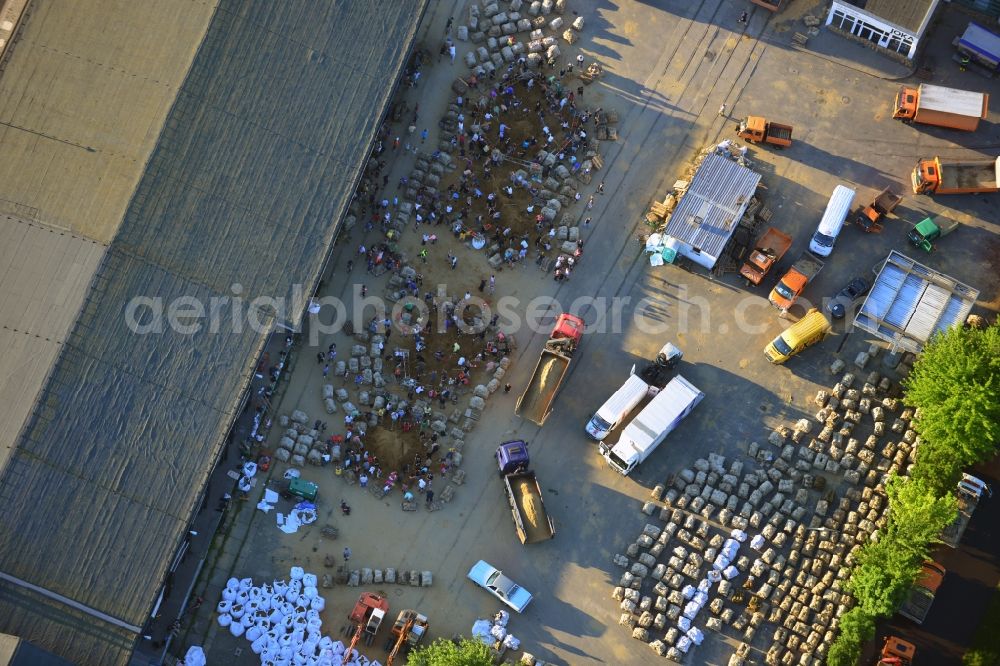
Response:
[599,375,704,476]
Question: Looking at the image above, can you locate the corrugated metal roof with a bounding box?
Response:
[0,0,425,662]
[0,218,106,472]
[664,153,761,266]
[861,0,939,34]
[854,251,979,353]
[919,85,986,118]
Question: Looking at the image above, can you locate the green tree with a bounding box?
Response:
[882,474,958,559]
[826,607,876,666]
[904,324,1000,493]
[847,538,919,618]
[407,637,493,666]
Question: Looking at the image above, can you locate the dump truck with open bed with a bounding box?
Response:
[898,561,946,625]
[740,227,793,285]
[736,116,793,148]
[854,187,902,233]
[911,156,1000,195]
[515,313,584,425]
[768,252,825,311]
[893,84,989,131]
[907,216,959,252]
[496,440,555,544]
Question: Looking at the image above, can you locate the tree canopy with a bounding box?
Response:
[904,324,1000,492]
[407,637,493,666]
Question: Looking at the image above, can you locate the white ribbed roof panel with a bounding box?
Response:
[919,85,986,118]
[854,251,979,353]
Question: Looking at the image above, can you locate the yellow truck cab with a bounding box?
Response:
[764,309,831,364]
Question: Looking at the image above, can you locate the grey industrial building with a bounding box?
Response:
[0,1,425,663]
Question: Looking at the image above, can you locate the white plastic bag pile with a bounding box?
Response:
[669,528,750,653]
[215,567,379,665]
[471,610,519,650]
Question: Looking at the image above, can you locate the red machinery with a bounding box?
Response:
[342,592,389,658]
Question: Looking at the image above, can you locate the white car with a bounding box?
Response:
[467,560,533,613]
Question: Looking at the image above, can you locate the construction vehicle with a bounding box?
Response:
[911,156,1000,195]
[515,313,584,425]
[740,227,793,285]
[384,609,428,665]
[853,187,902,233]
[496,440,555,544]
[878,635,915,665]
[907,216,959,252]
[736,116,793,148]
[893,84,989,131]
[898,561,946,625]
[343,592,389,656]
[940,473,991,547]
[768,252,825,311]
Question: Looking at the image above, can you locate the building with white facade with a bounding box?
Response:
[826,0,940,61]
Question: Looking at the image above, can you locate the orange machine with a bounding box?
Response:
[853,187,902,233]
[878,635,915,665]
[893,84,988,131]
[384,609,429,665]
[768,252,824,311]
[740,227,792,285]
[736,116,793,148]
[911,156,1000,195]
[342,592,389,657]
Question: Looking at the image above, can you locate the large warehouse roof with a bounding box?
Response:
[0,1,425,663]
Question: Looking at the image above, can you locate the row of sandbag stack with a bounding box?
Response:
[611,352,911,663]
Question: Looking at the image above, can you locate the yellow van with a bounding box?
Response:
[764,308,832,364]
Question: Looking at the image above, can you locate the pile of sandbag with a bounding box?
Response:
[215,567,379,665]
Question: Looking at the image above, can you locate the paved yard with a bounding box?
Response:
[186,1,1000,664]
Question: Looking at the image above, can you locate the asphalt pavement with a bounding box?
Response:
[182,2,1000,664]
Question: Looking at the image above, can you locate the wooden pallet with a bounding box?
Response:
[792,32,809,46]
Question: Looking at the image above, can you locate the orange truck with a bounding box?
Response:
[740,227,793,285]
[736,116,793,148]
[768,252,824,311]
[898,561,946,625]
[750,0,785,10]
[893,84,989,132]
[911,156,1000,195]
[878,636,915,665]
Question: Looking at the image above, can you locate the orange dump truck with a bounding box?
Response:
[736,116,793,148]
[893,84,989,131]
[740,227,793,285]
[768,252,824,311]
[911,156,1000,195]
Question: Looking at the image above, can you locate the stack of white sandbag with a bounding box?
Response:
[215,567,360,665]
